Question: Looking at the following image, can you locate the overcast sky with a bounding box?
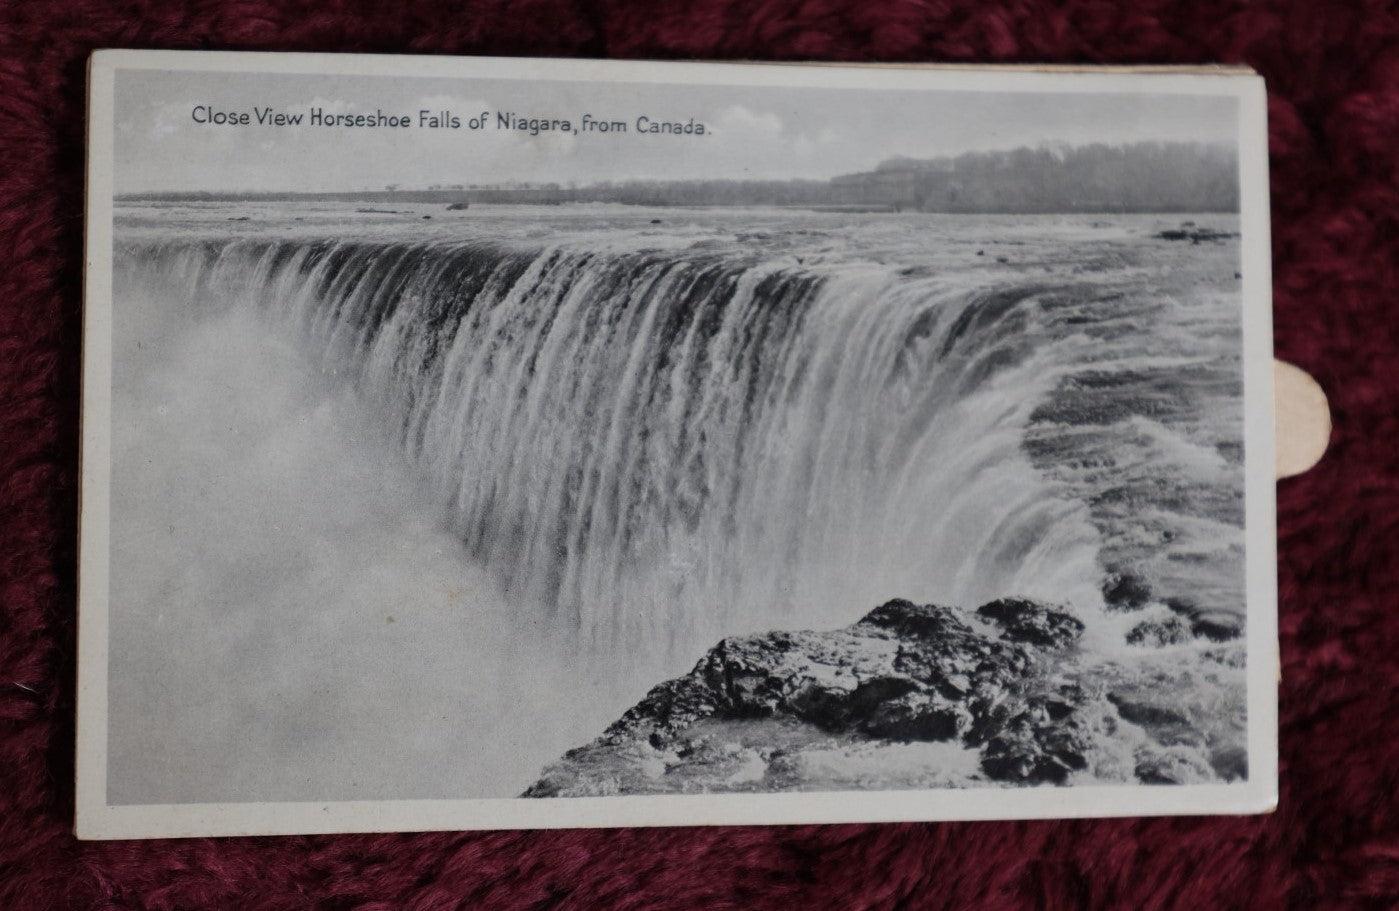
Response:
[113,69,1239,193]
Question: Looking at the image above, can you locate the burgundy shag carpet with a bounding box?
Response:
[2,1,1396,908]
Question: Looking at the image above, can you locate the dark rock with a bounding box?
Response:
[1134,761,1175,784]
[1201,646,1246,668]
[603,674,722,748]
[1210,744,1249,781]
[1163,596,1197,616]
[523,594,1241,798]
[847,675,921,711]
[858,690,962,742]
[1126,616,1192,647]
[1109,693,1189,728]
[445,202,470,210]
[1108,692,1204,748]
[1102,568,1152,611]
[858,599,974,642]
[977,597,1084,649]
[1161,599,1242,642]
[981,710,1090,784]
[797,675,916,732]
[521,778,562,797]
[1191,612,1243,641]
[525,597,1096,796]
[1134,748,1213,784]
[1155,227,1239,243]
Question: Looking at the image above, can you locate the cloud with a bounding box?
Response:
[303,96,355,115]
[710,104,785,140]
[413,93,492,117]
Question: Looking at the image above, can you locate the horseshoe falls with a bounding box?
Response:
[107,204,1246,801]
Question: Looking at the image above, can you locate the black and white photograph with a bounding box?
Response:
[77,52,1275,838]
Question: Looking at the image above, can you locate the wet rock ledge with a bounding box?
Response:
[524,598,1241,798]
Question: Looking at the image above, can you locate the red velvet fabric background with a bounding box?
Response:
[1,2,1395,908]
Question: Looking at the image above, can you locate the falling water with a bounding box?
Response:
[116,234,1113,656]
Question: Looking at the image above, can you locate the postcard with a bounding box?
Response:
[78,50,1275,838]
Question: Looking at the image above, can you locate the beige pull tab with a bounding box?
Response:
[1274,360,1331,479]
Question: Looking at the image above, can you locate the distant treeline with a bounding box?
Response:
[831,142,1239,213]
[124,141,1239,213]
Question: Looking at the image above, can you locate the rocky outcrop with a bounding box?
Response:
[1162,596,1244,642]
[1101,568,1153,611]
[1154,227,1240,243]
[527,597,1248,797]
[1126,616,1193,647]
[525,597,1247,797]
[1103,567,1244,647]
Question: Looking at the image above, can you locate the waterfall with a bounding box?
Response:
[114,235,1108,655]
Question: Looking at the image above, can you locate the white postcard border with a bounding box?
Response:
[77,49,1277,840]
